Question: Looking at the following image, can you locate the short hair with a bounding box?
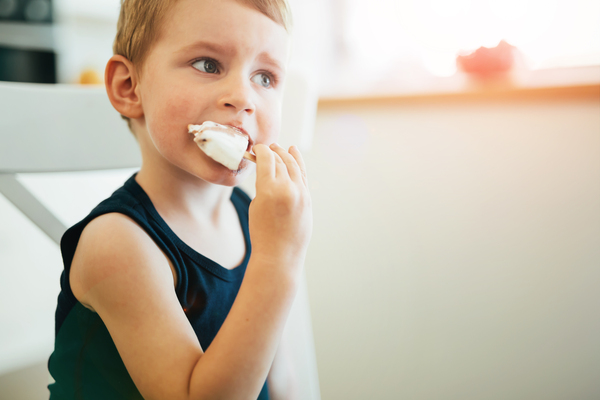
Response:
[113,0,292,72]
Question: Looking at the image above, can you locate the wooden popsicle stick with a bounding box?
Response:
[243,151,257,163]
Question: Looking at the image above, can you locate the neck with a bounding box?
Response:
[135,161,234,225]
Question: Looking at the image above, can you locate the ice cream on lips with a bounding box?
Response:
[188,121,256,170]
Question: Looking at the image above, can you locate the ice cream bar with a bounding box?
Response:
[188,122,250,170]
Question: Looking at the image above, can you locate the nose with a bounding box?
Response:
[218,75,255,115]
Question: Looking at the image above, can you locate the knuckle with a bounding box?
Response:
[253,143,266,152]
[279,189,296,205]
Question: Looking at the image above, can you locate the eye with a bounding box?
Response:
[251,73,272,88]
[192,59,219,74]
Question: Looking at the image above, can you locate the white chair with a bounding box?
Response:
[0,72,320,400]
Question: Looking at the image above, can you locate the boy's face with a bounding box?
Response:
[135,0,289,186]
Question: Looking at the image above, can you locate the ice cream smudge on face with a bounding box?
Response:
[188,122,250,170]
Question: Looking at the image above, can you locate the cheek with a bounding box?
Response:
[145,84,195,125]
[143,88,199,147]
[257,115,280,144]
[258,99,283,143]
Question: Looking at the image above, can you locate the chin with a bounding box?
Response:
[181,147,254,187]
[199,160,254,187]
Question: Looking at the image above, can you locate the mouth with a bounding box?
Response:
[188,121,255,171]
[189,122,254,153]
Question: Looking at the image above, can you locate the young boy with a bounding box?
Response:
[47,0,312,399]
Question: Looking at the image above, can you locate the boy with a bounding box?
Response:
[47,0,312,399]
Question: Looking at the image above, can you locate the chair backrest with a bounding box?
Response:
[0,83,141,173]
[0,71,320,399]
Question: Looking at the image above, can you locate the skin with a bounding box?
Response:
[69,0,311,399]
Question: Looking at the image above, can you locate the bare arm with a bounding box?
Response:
[70,143,311,400]
[268,336,300,400]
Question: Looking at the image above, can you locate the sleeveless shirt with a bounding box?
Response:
[48,174,269,399]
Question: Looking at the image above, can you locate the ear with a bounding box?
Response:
[105,55,144,119]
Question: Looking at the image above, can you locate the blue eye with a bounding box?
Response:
[192,59,218,74]
[252,73,272,88]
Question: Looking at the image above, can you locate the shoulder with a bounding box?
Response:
[66,212,205,399]
[70,212,175,311]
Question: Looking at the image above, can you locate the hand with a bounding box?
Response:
[249,143,312,273]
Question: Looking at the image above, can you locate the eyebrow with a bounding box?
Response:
[176,40,285,72]
[175,40,232,56]
[256,52,285,73]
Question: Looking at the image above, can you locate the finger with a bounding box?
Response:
[288,146,308,186]
[253,144,275,182]
[270,143,303,183]
[270,146,288,179]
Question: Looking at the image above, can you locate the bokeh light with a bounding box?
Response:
[339,0,598,79]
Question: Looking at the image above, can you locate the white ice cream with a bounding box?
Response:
[189,122,249,170]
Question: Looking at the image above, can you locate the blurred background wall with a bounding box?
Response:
[1,0,599,399]
[306,90,600,399]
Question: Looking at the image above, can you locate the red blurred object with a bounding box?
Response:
[457,40,517,76]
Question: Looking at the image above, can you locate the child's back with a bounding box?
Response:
[47,1,311,399]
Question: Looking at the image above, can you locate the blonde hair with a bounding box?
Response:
[114,0,291,66]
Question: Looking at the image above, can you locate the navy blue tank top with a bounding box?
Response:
[48,174,269,399]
